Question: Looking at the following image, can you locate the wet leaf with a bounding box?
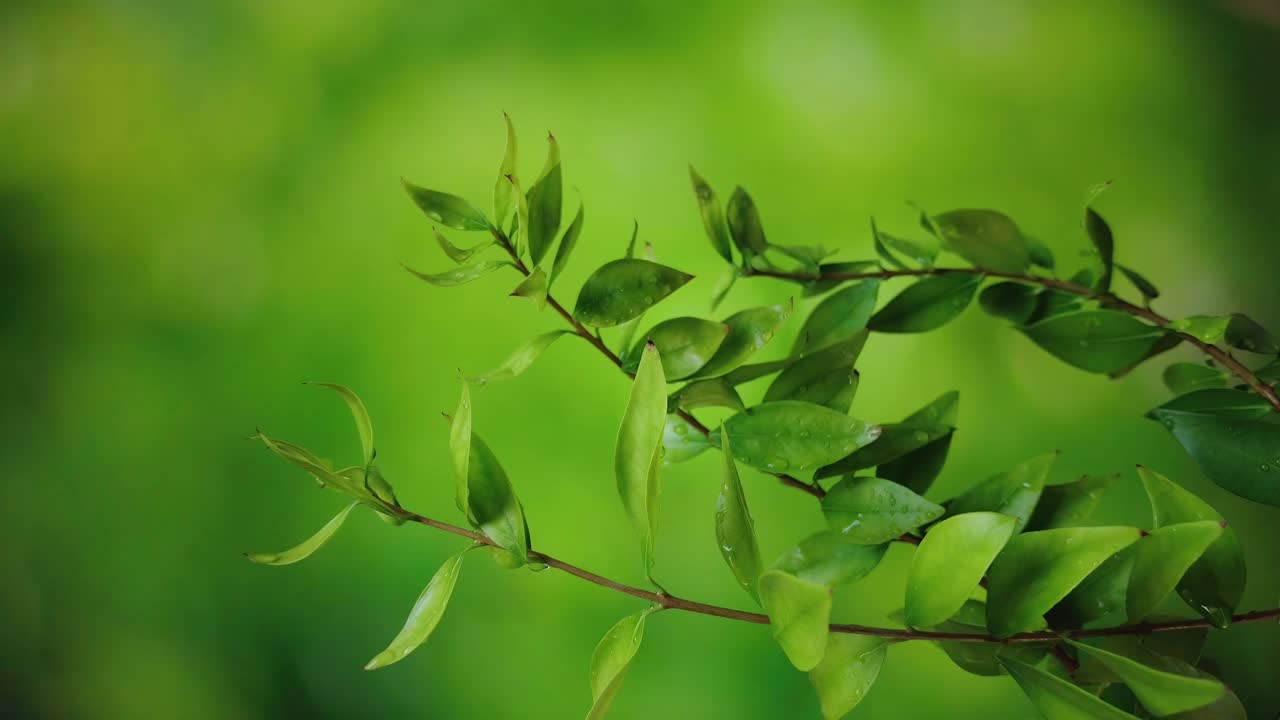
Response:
[1027,473,1119,531]
[720,401,880,474]
[689,166,734,264]
[772,531,887,588]
[1146,402,1280,506]
[726,186,769,259]
[822,476,944,544]
[764,333,867,413]
[1084,207,1114,292]
[868,274,983,333]
[402,179,490,232]
[979,281,1038,325]
[1170,313,1280,354]
[876,391,960,495]
[434,227,495,264]
[670,377,745,412]
[1067,640,1224,716]
[948,451,1057,533]
[986,526,1142,637]
[527,136,562,267]
[450,384,475,522]
[905,512,1016,628]
[999,654,1141,720]
[793,281,880,355]
[716,428,764,602]
[758,570,831,671]
[470,330,573,385]
[816,422,952,480]
[615,343,666,577]
[690,301,792,379]
[247,502,360,565]
[365,548,470,670]
[573,259,694,328]
[586,607,658,719]
[549,201,585,288]
[932,209,1030,273]
[808,634,887,720]
[1127,521,1224,622]
[1022,310,1167,374]
[635,317,729,380]
[403,259,511,287]
[1163,363,1228,396]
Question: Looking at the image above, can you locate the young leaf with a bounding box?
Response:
[1146,402,1280,506]
[808,634,887,720]
[986,526,1142,638]
[526,137,563,267]
[905,512,1016,628]
[401,179,490,232]
[470,330,573,385]
[1026,473,1119,531]
[1021,310,1166,374]
[690,301,793,379]
[1163,363,1228,396]
[999,654,1142,720]
[821,477,945,544]
[253,430,367,499]
[663,413,711,465]
[764,333,867,413]
[947,451,1057,533]
[1066,641,1225,716]
[867,274,983,333]
[689,166,734,264]
[493,113,518,223]
[792,281,880,355]
[720,401,881,474]
[772,532,887,588]
[635,317,729,380]
[709,264,737,311]
[1169,313,1279,354]
[979,281,1038,325]
[466,430,529,564]
[450,384,475,521]
[716,428,764,603]
[511,267,548,309]
[1084,207,1114,292]
[573,259,694,328]
[872,217,937,268]
[615,343,666,577]
[246,502,360,566]
[931,209,1030,273]
[1137,467,1245,626]
[549,201,585,288]
[726,186,769,259]
[304,382,374,465]
[670,377,745,412]
[403,260,511,287]
[587,607,658,720]
[815,422,952,480]
[365,548,469,670]
[434,227,495,264]
[758,570,831,671]
[1127,521,1224,622]
[1117,264,1159,301]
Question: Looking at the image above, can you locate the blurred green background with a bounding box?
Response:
[3,0,1280,717]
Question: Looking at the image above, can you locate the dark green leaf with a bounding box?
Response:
[1048,545,1136,629]
[662,413,711,465]
[1127,521,1224,622]
[1027,473,1119,531]
[402,179,490,232]
[793,281,879,355]
[470,330,572,386]
[905,512,1016,628]
[772,532,887,588]
[403,259,511,287]
[636,317,729,380]
[587,607,657,719]
[726,187,769,259]
[720,401,880,474]
[549,201,584,288]
[716,428,764,603]
[877,392,960,494]
[465,428,529,564]
[801,261,879,298]
[1066,640,1224,716]
[1117,264,1159,301]
[365,548,470,670]
[822,477,944,544]
[1084,207,1114,292]
[808,634,887,720]
[690,301,792,379]
[986,526,1142,637]
[979,281,1038,325]
[1153,388,1272,420]
[1146,403,1280,506]
[1021,310,1166,374]
[932,209,1030,273]
[670,377,745,412]
[816,422,952,480]
[573,259,694,328]
[999,654,1142,720]
[948,451,1057,533]
[246,502,359,566]
[758,569,831,671]
[434,227,495,264]
[1027,237,1055,270]
[689,166,734,264]
[868,274,982,333]
[526,137,562,267]
[615,343,666,577]
[764,333,867,413]
[1163,363,1228,396]
[1170,313,1279,354]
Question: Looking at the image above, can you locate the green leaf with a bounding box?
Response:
[979,281,1038,325]
[948,451,1057,533]
[470,330,573,385]
[253,430,368,499]
[867,274,982,333]
[1117,264,1159,301]
[586,607,657,720]
[999,654,1142,720]
[689,301,792,379]
[932,209,1030,273]
[822,477,944,544]
[1138,466,1245,626]
[615,343,666,578]
[304,382,375,466]
[1066,640,1224,716]
[365,548,470,670]
[466,430,529,564]
[905,512,1016,628]
[662,413,711,465]
[403,259,511,287]
[815,422,952,480]
[573,259,694,328]
[246,502,359,565]
[720,401,881,474]
[434,227,495,264]
[1146,403,1280,506]
[716,428,764,603]
[550,201,585,288]
[1084,207,1114,292]
[1127,521,1224,622]
[1166,674,1246,720]
[723,357,792,386]
[1163,363,1228,396]
[986,526,1142,637]
[493,113,518,223]
[511,267,548,309]
[772,532,887,588]
[1021,310,1166,374]
[764,333,866,413]
[1169,313,1279,354]
[450,384,475,522]
[793,281,880,355]
[689,166,734,265]
[401,179,490,232]
[635,317,729,380]
[510,174,530,257]
[527,136,562,267]
[670,377,745,412]
[808,634,887,720]
[1027,473,1119,531]
[708,264,738,311]
[1153,388,1272,420]
[877,392,960,495]
[1048,545,1136,629]
[1027,237,1056,270]
[758,570,831,671]
[726,186,769,259]
[872,217,937,269]
[801,261,879,298]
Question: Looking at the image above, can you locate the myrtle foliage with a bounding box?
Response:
[247,118,1280,719]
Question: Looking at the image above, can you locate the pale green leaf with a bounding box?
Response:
[822,477,944,544]
[635,317,729,380]
[246,502,359,566]
[401,179,490,232]
[615,343,666,577]
[527,135,562,267]
[365,548,470,670]
[511,267,549,309]
[403,259,511,287]
[764,333,866,413]
[690,301,793,379]
[1066,640,1224,716]
[758,570,832,671]
[573,259,694,328]
[305,382,374,465]
[948,451,1058,533]
[716,428,764,603]
[808,634,887,720]
[550,201,585,288]
[434,227,495,264]
[932,209,1030,273]
[470,330,573,385]
[493,112,518,223]
[720,401,880,474]
[1127,521,1224,623]
[905,512,1016,628]
[772,531,887,588]
[999,654,1141,719]
[689,166,734,264]
[587,607,657,719]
